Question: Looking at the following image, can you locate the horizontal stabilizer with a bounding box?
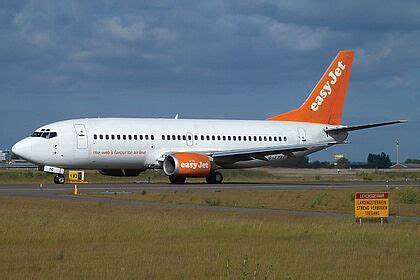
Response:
[324,120,407,134]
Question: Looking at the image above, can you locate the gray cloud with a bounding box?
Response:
[1,0,419,160]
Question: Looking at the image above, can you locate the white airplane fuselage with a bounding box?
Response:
[11,51,404,184]
[13,118,344,170]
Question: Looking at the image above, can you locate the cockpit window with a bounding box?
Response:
[31,131,58,139]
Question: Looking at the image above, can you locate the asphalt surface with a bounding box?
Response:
[0,182,418,222]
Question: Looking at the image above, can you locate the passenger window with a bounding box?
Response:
[100,135,103,140]
[112,135,115,140]
[177,135,181,140]
[269,136,272,141]
[243,136,246,141]
[162,135,166,140]
[228,136,231,141]
[172,135,176,140]
[182,135,186,140]
[167,135,170,140]
[206,135,210,141]
[94,134,97,140]
[106,135,109,140]
[134,135,137,140]
[151,135,154,140]
[284,136,287,141]
[254,136,257,141]
[259,136,262,141]
[139,135,143,140]
[217,136,221,141]
[201,135,204,141]
[233,136,236,141]
[194,135,198,141]
[123,135,126,140]
[145,135,149,140]
[128,135,132,140]
[117,135,121,140]
[274,136,277,141]
[188,135,192,140]
[279,136,282,141]
[222,136,226,141]
[212,135,215,141]
[238,136,241,141]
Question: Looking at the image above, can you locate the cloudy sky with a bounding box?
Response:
[1,0,419,161]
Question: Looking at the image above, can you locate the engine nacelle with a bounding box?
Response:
[163,152,212,177]
[99,169,144,177]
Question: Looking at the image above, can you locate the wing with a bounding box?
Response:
[209,142,336,162]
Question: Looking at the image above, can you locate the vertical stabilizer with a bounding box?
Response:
[268,50,354,125]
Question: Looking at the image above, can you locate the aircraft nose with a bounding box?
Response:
[11,138,32,160]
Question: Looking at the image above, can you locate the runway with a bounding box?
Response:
[1,180,418,195]
[0,182,418,222]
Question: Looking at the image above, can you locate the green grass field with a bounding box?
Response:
[88,187,420,217]
[0,196,418,279]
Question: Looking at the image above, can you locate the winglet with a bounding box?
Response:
[268,50,354,125]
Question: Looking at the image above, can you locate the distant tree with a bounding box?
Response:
[309,161,332,168]
[272,157,333,168]
[337,157,350,169]
[310,160,323,169]
[405,159,420,164]
[367,152,392,169]
[274,156,310,168]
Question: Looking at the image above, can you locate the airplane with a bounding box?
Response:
[11,50,405,184]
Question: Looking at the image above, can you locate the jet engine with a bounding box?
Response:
[163,152,212,177]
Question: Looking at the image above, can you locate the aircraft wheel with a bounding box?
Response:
[169,175,186,184]
[54,174,65,184]
[206,171,223,184]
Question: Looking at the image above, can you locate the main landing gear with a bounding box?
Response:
[53,174,65,184]
[168,171,224,184]
[169,175,186,184]
[206,171,223,184]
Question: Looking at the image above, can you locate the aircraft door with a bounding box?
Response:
[74,124,88,149]
[297,128,307,144]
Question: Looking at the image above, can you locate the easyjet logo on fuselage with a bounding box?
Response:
[180,160,209,170]
[311,61,346,112]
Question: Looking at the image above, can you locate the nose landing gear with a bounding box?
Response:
[53,174,65,184]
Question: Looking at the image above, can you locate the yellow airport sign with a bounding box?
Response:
[335,154,344,160]
[69,170,85,182]
[355,192,389,218]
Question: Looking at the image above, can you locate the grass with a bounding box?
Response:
[356,170,420,181]
[1,168,420,185]
[88,187,420,217]
[0,196,418,279]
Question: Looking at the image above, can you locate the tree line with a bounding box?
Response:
[274,152,396,169]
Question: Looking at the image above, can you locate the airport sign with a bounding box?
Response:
[69,170,85,182]
[354,192,389,218]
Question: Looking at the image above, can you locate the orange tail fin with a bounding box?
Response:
[268,50,354,125]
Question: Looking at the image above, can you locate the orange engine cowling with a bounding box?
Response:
[163,152,212,177]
